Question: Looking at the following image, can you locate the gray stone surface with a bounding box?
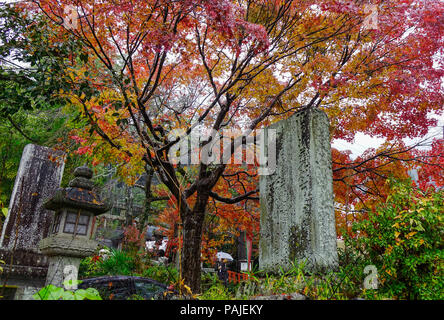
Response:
[0,144,66,251]
[45,255,82,287]
[259,108,338,273]
[39,234,98,258]
[0,144,65,299]
[3,277,46,300]
[18,285,42,300]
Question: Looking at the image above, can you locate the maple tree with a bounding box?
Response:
[155,162,260,265]
[333,136,443,238]
[412,138,444,190]
[21,0,444,292]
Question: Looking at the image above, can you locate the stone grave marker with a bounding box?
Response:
[0,144,66,250]
[259,108,338,273]
[0,144,65,299]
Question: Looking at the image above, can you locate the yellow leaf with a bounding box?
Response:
[183,284,192,295]
[406,231,417,239]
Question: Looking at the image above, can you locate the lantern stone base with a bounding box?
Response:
[44,256,81,288]
[39,235,98,287]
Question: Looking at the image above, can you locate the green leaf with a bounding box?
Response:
[60,290,75,300]
[74,288,102,300]
[1,207,7,217]
[62,279,83,288]
[32,284,101,300]
[84,288,102,300]
[73,289,88,300]
[33,285,64,300]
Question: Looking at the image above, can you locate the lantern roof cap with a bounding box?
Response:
[44,166,109,215]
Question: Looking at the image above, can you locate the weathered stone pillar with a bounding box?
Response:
[259,108,338,273]
[0,144,66,250]
[0,144,65,299]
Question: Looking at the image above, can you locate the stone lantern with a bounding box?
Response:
[39,165,109,287]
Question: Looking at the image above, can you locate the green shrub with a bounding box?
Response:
[142,264,178,285]
[198,283,231,300]
[33,284,102,300]
[79,255,102,278]
[335,248,372,298]
[79,248,136,278]
[100,249,136,276]
[350,178,443,300]
[200,272,222,293]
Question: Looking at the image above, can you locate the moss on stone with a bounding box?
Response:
[289,225,309,262]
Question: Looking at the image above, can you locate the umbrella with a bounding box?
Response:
[216,251,234,261]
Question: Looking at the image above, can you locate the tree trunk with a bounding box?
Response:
[180,186,210,294]
[181,209,206,294]
[138,167,154,235]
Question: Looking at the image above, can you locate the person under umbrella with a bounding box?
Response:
[215,258,228,286]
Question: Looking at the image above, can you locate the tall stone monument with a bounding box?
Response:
[259,108,338,273]
[0,144,66,249]
[0,144,65,299]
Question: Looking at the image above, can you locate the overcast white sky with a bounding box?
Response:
[332,112,443,159]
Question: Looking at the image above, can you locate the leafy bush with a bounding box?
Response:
[79,248,136,278]
[122,222,146,254]
[74,178,442,301]
[99,249,136,276]
[33,284,102,300]
[239,259,362,300]
[79,248,177,286]
[79,255,102,278]
[349,178,443,300]
[300,267,363,300]
[142,264,178,285]
[198,283,231,300]
[201,272,224,293]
